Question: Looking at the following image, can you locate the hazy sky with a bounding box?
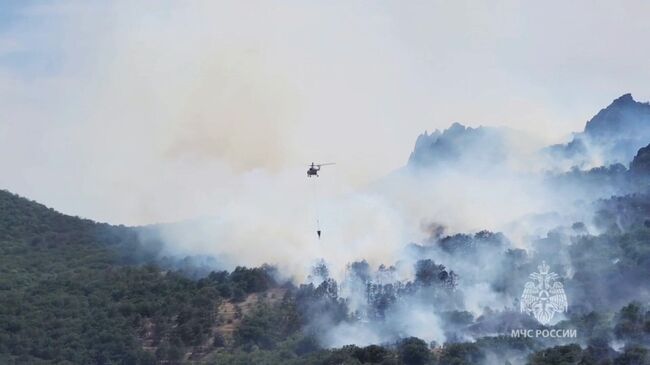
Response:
[1,0,650,224]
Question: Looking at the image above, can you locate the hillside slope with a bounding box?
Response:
[0,190,283,364]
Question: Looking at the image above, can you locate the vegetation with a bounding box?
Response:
[0,188,649,364]
[0,190,278,363]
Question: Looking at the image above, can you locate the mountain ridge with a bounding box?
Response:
[409,94,650,171]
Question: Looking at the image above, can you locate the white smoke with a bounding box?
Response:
[3,0,649,353]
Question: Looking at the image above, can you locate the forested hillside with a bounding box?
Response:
[1,189,649,364]
[0,191,283,364]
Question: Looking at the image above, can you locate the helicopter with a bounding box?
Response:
[307,162,335,177]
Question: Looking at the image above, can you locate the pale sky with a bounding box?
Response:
[1,0,650,224]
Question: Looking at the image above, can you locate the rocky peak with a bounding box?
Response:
[584,93,650,139]
[612,93,635,105]
[407,123,511,168]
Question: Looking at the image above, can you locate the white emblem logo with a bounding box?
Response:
[520,261,568,324]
